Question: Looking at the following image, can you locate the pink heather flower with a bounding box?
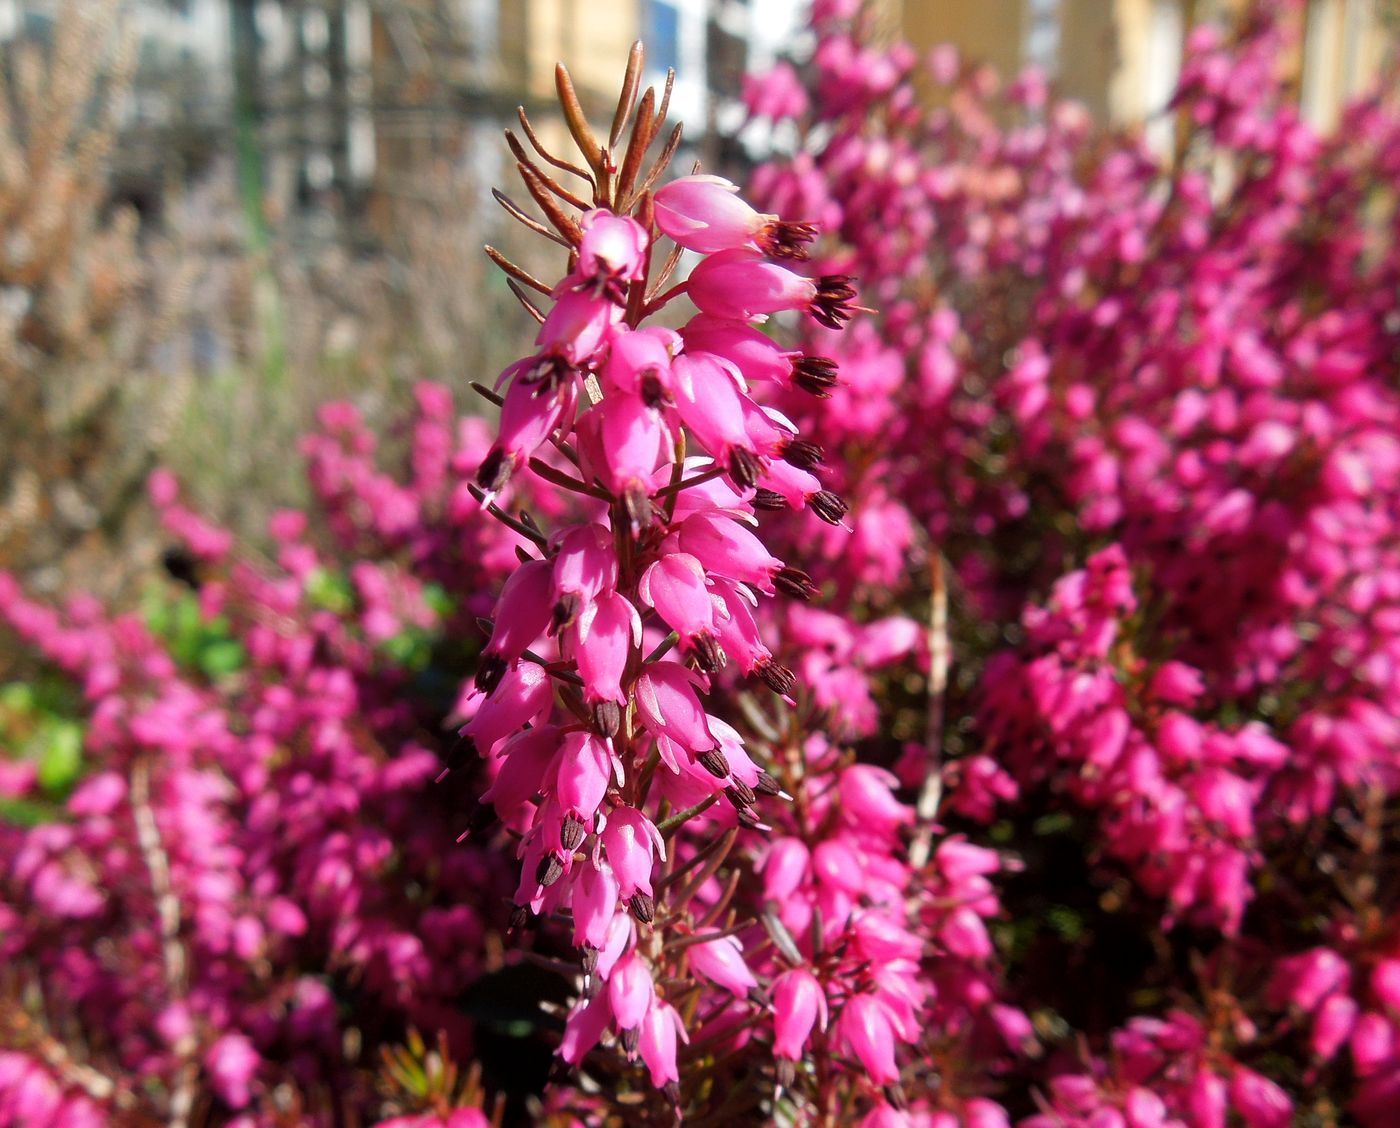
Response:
[609,953,655,1031]
[1312,993,1358,1061]
[559,991,613,1066]
[838,994,900,1086]
[568,590,641,731]
[476,366,578,493]
[602,325,681,400]
[639,999,687,1089]
[655,173,817,259]
[633,661,719,761]
[639,552,724,671]
[571,858,620,949]
[1229,1066,1292,1128]
[575,209,648,294]
[686,930,758,998]
[687,248,858,329]
[476,558,554,689]
[600,805,664,901]
[549,522,618,626]
[772,969,828,1060]
[536,289,620,364]
[205,1033,259,1110]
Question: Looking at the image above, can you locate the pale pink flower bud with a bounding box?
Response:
[1312,993,1357,1061]
[572,858,620,950]
[838,994,900,1085]
[609,953,655,1031]
[639,999,687,1088]
[686,930,758,998]
[772,969,828,1060]
[559,991,612,1065]
[206,1033,260,1110]
[1229,1066,1291,1128]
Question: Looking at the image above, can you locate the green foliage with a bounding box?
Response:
[140,583,248,681]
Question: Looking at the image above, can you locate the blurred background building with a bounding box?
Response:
[895,0,1397,143]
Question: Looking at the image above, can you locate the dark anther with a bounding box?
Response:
[520,353,575,392]
[475,653,508,694]
[640,368,668,408]
[810,275,859,331]
[692,633,726,674]
[581,946,600,976]
[593,700,621,739]
[753,489,788,511]
[552,594,581,634]
[735,805,763,829]
[791,355,839,396]
[774,566,820,600]
[727,447,762,490]
[726,780,757,808]
[754,770,783,797]
[755,659,797,697]
[624,483,653,530]
[444,732,477,773]
[759,219,819,261]
[621,1026,641,1057]
[536,853,565,888]
[508,904,532,931]
[629,891,655,923]
[810,490,849,525]
[698,748,731,779]
[781,439,825,470]
[476,447,513,493]
[561,812,588,852]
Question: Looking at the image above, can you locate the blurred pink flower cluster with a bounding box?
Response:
[738,0,1400,1123]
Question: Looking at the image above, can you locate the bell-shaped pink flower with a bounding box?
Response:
[687,248,815,321]
[568,590,641,735]
[686,929,758,998]
[575,209,648,296]
[638,998,687,1088]
[681,315,798,387]
[477,366,578,494]
[672,353,766,488]
[481,725,560,818]
[680,512,800,597]
[609,952,655,1032]
[600,805,665,900]
[772,969,828,1060]
[577,393,673,527]
[553,730,617,827]
[603,325,681,400]
[536,289,620,365]
[639,552,723,671]
[550,523,619,631]
[461,661,554,756]
[1312,993,1358,1061]
[762,838,811,901]
[837,765,912,831]
[634,661,718,757]
[571,857,620,950]
[478,558,553,689]
[838,994,900,1085]
[655,174,816,259]
[1229,1066,1292,1128]
[559,991,612,1065]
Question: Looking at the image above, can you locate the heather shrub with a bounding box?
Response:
[2,4,1400,1127]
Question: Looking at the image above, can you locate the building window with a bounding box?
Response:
[644,0,679,76]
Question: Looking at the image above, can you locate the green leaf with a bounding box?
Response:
[36,721,84,795]
[199,639,248,679]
